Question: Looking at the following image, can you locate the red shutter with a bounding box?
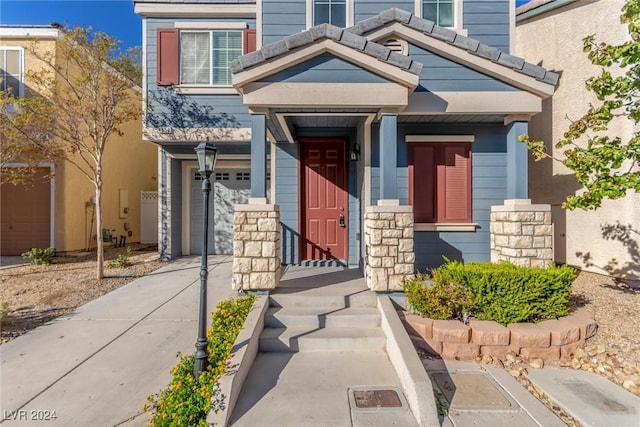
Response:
[409,144,436,223]
[438,144,471,223]
[243,29,257,53]
[156,28,179,86]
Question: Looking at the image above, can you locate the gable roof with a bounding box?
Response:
[346,8,559,87]
[230,22,423,78]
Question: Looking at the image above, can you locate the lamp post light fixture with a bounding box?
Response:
[193,139,218,380]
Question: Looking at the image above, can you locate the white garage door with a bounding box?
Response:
[190,169,251,255]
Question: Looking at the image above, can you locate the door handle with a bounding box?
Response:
[339,213,345,228]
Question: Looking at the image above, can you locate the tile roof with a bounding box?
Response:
[230,7,558,87]
[229,22,423,76]
[346,8,559,86]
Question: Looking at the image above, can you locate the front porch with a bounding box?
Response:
[228,11,558,292]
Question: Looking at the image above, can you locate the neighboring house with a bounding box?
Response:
[135,0,558,271]
[515,0,640,286]
[0,25,158,256]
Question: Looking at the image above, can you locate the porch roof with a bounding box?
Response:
[230,22,422,86]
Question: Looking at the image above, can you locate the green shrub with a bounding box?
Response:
[21,247,55,265]
[404,272,476,321]
[146,294,255,426]
[106,247,132,269]
[430,261,576,325]
[0,301,11,325]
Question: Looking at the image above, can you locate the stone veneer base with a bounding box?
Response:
[403,311,597,361]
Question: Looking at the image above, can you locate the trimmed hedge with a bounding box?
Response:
[405,261,576,325]
[146,294,255,426]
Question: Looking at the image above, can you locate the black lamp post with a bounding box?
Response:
[193,139,218,380]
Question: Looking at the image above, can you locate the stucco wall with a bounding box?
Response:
[515,0,640,284]
[53,118,157,253]
[2,33,158,253]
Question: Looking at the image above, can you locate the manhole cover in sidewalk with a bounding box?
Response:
[432,372,513,410]
[353,389,402,408]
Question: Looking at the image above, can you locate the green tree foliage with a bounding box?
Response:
[520,0,640,210]
[0,26,142,279]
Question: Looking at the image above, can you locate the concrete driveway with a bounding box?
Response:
[0,255,236,426]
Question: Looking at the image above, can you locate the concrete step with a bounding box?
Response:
[259,326,386,352]
[269,291,376,309]
[264,306,381,329]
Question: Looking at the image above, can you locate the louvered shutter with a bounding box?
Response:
[156,28,180,86]
[243,29,257,53]
[438,144,471,223]
[409,145,436,223]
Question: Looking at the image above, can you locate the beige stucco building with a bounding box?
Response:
[515,0,640,286]
[1,25,158,255]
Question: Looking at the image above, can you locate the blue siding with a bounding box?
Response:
[261,1,510,52]
[262,0,306,45]
[145,18,254,129]
[354,0,414,21]
[464,0,510,52]
[371,122,509,271]
[409,43,517,92]
[275,143,299,264]
[260,54,389,83]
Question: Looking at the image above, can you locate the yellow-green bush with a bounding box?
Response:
[404,272,476,321]
[146,294,255,426]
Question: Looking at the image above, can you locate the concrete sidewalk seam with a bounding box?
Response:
[4,257,232,416]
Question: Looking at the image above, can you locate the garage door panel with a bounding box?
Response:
[190,168,252,255]
[1,168,51,255]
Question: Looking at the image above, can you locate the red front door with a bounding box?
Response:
[300,139,348,261]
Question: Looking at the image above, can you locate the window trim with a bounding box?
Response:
[408,136,474,228]
[306,0,354,29]
[0,46,25,97]
[414,0,466,35]
[178,29,243,88]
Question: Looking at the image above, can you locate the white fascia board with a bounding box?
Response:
[134,3,256,18]
[174,22,247,29]
[0,28,61,38]
[403,91,542,115]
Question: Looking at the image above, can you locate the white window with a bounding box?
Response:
[422,0,454,27]
[313,0,347,27]
[180,30,242,86]
[0,47,24,97]
[416,0,465,33]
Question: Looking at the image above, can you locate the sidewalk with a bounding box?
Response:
[1,255,236,426]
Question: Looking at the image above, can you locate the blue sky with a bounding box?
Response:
[0,1,142,50]
[0,0,531,50]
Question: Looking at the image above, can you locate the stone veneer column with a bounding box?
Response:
[364,200,414,291]
[491,199,553,267]
[232,198,281,291]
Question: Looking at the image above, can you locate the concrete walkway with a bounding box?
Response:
[1,255,235,426]
[230,266,419,427]
[2,257,640,427]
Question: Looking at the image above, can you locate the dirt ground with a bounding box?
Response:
[0,244,165,343]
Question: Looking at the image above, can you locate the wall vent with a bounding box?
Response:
[381,38,408,55]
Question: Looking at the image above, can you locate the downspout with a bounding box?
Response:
[160,147,169,261]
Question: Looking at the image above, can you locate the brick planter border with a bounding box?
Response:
[402,311,597,361]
